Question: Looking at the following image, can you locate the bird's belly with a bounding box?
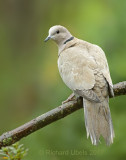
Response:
[58,59,74,90]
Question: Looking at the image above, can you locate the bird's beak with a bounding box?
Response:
[44,36,51,42]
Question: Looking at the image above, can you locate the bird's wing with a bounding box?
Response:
[87,43,114,97]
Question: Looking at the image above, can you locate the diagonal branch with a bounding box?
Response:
[0,81,126,149]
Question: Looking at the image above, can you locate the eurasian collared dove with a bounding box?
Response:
[44,25,115,145]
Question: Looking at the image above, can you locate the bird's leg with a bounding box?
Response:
[62,93,76,104]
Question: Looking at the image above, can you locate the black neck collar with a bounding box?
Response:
[64,36,74,44]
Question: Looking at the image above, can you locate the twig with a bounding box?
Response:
[0,81,126,149]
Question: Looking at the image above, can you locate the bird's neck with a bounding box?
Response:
[63,36,74,44]
[58,37,77,56]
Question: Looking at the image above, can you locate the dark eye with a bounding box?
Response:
[56,30,60,34]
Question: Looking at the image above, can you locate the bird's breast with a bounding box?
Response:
[57,47,96,90]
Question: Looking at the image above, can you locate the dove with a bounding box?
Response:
[44,25,115,145]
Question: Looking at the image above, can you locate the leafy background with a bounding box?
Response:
[0,0,126,159]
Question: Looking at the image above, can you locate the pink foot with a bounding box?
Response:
[62,93,75,104]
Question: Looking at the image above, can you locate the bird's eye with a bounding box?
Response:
[56,30,60,34]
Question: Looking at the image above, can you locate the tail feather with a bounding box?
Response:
[83,98,114,145]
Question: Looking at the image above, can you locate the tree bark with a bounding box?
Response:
[0,81,126,149]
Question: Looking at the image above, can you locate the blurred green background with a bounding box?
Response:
[0,0,126,159]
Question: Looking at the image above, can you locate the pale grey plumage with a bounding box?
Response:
[45,25,115,145]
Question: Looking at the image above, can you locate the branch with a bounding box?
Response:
[0,81,126,149]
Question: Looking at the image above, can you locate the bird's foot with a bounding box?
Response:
[62,93,76,104]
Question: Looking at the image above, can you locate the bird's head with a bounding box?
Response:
[44,25,72,46]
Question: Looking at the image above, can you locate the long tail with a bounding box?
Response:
[83,98,115,145]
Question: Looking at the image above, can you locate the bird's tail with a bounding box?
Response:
[83,98,115,145]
